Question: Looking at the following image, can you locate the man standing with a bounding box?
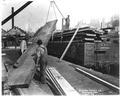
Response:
[65,15,70,30]
[20,39,27,55]
[33,39,48,84]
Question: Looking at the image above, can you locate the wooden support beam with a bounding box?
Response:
[60,23,80,61]
[2,1,32,25]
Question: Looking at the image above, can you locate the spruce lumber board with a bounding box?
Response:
[7,20,57,88]
[8,55,36,88]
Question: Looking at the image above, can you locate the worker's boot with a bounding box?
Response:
[34,68,41,81]
[40,71,46,84]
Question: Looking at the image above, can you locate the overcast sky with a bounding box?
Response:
[1,0,119,32]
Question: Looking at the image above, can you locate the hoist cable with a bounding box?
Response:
[53,1,65,19]
[46,0,65,23]
[46,3,51,23]
[53,4,57,19]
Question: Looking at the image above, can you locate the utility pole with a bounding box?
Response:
[12,7,14,28]
[2,1,33,25]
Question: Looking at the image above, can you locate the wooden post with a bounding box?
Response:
[61,18,64,42]
[12,7,14,28]
[62,18,64,31]
[59,23,80,61]
[51,31,54,41]
[2,1,33,25]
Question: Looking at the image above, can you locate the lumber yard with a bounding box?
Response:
[2,0,119,95]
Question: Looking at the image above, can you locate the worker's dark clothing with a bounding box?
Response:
[34,45,48,84]
[65,17,70,30]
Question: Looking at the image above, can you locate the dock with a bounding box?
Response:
[2,48,119,95]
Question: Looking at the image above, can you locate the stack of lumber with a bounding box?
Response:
[48,67,79,96]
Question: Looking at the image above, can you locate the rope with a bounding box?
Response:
[53,4,57,19]
[46,3,51,23]
[53,1,65,19]
[46,0,65,23]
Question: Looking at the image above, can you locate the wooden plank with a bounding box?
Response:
[16,80,53,95]
[31,19,57,46]
[13,45,37,68]
[7,20,57,88]
[48,67,79,96]
[8,56,36,88]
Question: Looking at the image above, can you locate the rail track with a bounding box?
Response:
[75,67,119,94]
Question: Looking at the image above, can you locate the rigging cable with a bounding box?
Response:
[46,0,65,23]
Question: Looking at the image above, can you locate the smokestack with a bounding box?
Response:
[12,7,14,28]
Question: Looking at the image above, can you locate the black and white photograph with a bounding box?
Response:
[1,0,119,95]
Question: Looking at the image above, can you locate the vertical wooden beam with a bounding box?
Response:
[59,23,80,61]
[12,7,14,28]
[62,18,64,31]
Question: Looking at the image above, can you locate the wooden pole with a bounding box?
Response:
[2,1,32,25]
[59,23,80,61]
[12,7,14,28]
